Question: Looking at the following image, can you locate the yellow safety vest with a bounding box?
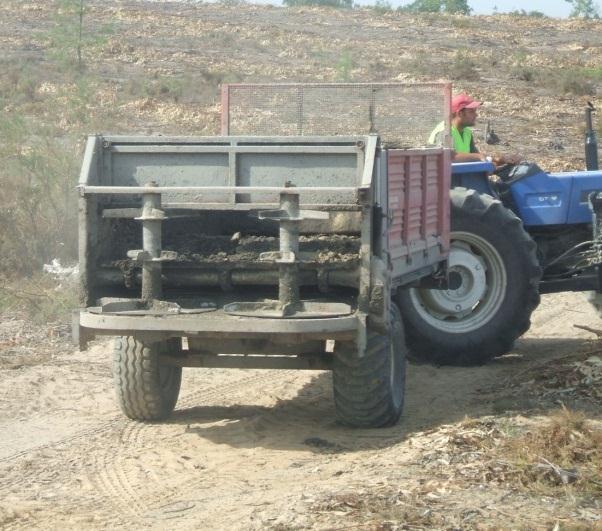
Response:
[450,126,472,153]
[429,122,473,153]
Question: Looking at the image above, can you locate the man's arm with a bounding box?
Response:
[452,151,487,162]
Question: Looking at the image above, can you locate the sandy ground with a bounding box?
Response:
[0,291,600,530]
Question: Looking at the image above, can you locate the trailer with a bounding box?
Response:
[74,83,452,427]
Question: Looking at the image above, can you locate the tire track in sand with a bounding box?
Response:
[87,370,302,520]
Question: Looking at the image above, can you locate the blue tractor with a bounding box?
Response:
[399,104,602,365]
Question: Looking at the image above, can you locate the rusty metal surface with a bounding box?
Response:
[387,148,451,264]
[222,83,451,148]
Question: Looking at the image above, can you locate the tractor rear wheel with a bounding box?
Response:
[332,303,406,428]
[398,188,541,366]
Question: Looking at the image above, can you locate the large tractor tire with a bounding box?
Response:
[113,336,182,421]
[398,188,541,366]
[332,303,406,428]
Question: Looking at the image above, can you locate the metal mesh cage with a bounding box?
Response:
[221,83,451,148]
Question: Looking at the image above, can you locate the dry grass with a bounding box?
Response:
[447,410,602,499]
[308,411,600,528]
[498,408,602,497]
[0,272,78,324]
[311,489,448,528]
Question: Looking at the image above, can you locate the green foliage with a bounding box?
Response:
[512,66,536,82]
[553,69,596,95]
[336,50,354,81]
[443,0,472,14]
[373,0,394,14]
[583,66,602,80]
[510,62,597,96]
[0,60,42,108]
[448,51,480,81]
[401,0,441,12]
[124,75,186,103]
[565,0,600,18]
[121,70,243,106]
[46,0,113,71]
[509,9,547,17]
[0,112,80,276]
[400,0,472,14]
[217,0,248,6]
[510,50,535,81]
[450,16,474,28]
[283,0,353,8]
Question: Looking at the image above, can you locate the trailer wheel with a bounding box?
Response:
[113,336,182,421]
[398,188,541,366]
[332,304,406,428]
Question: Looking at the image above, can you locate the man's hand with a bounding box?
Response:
[493,153,522,165]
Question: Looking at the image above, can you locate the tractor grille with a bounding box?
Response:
[221,82,451,148]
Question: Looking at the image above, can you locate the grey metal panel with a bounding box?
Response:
[110,145,362,154]
[101,135,365,145]
[95,135,371,205]
[361,136,378,187]
[79,310,358,335]
[81,185,359,194]
[237,153,359,204]
[101,204,362,217]
[78,136,100,186]
[110,152,230,203]
[78,136,102,307]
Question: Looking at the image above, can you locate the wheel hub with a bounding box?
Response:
[419,244,488,318]
[409,231,507,334]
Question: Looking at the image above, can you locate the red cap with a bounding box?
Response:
[452,93,482,114]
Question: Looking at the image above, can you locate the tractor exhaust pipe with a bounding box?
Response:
[585,102,599,171]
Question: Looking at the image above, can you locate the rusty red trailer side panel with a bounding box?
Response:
[387,148,451,264]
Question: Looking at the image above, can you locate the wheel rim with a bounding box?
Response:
[409,231,507,334]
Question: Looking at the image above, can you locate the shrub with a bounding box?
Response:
[399,0,471,14]
[0,112,80,276]
[373,0,393,14]
[511,66,536,82]
[46,0,113,72]
[448,51,480,81]
[336,50,354,81]
[566,0,600,19]
[509,9,547,17]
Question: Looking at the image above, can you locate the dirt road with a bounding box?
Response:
[0,292,600,529]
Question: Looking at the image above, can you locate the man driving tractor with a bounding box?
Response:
[429,92,521,166]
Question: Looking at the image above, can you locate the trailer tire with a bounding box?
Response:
[332,304,406,428]
[113,336,182,421]
[398,188,541,366]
